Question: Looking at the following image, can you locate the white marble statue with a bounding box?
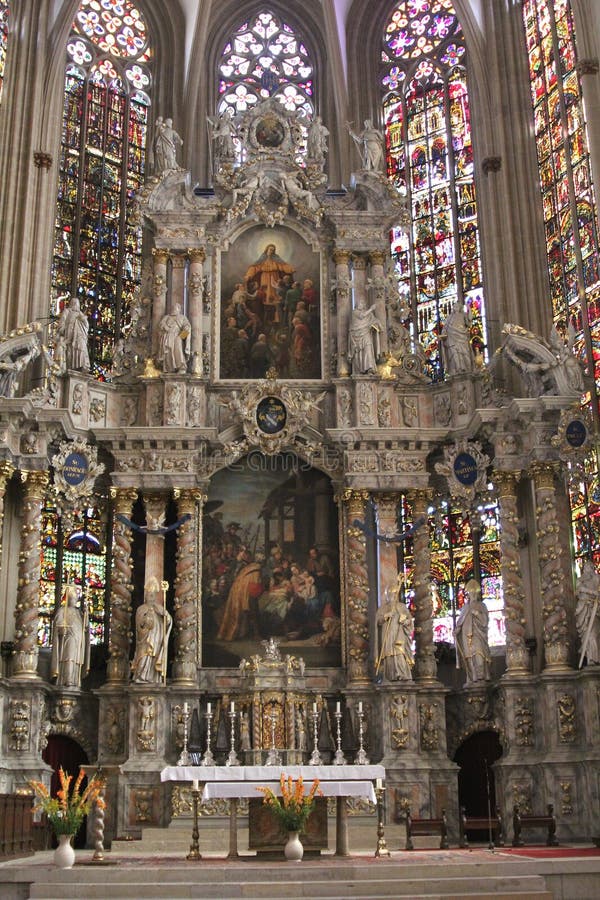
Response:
[347,119,385,172]
[131,577,173,683]
[154,117,183,174]
[498,323,585,398]
[157,303,191,373]
[440,301,473,376]
[279,172,320,211]
[576,560,600,665]
[208,110,237,164]
[454,579,491,683]
[56,297,90,372]
[50,585,91,687]
[375,580,414,682]
[307,115,329,165]
[348,299,381,374]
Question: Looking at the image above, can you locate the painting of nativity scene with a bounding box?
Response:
[201,453,340,667]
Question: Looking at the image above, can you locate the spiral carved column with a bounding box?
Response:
[334,250,351,376]
[410,490,437,682]
[173,489,203,684]
[531,463,570,670]
[495,470,529,674]
[343,490,371,683]
[12,470,49,677]
[106,487,138,683]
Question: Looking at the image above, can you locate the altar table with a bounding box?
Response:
[161,764,385,857]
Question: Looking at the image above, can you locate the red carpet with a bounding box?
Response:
[498,846,600,858]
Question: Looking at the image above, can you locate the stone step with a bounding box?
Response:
[28,869,552,900]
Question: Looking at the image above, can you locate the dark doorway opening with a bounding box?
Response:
[42,734,89,848]
[454,729,503,826]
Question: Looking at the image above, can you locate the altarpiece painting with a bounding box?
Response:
[201,453,340,667]
[219,225,321,380]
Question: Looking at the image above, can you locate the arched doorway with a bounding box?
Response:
[454,730,503,821]
[42,734,89,848]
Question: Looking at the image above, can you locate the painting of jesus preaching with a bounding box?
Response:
[201,452,341,667]
[219,225,322,380]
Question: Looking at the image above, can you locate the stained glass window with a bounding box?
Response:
[398,493,504,648]
[522,0,600,569]
[0,0,9,105]
[51,0,151,380]
[217,11,313,135]
[382,0,486,380]
[39,501,108,646]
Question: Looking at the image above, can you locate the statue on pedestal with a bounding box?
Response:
[154,117,183,174]
[131,577,172,683]
[440,301,473,376]
[375,578,414,681]
[307,116,329,166]
[348,299,381,374]
[454,579,491,683]
[157,303,191,373]
[347,119,384,172]
[50,585,90,687]
[576,560,600,665]
[56,297,90,372]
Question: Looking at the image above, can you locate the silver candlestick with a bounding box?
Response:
[225,707,240,766]
[355,706,370,765]
[309,706,322,765]
[177,704,191,766]
[201,707,215,766]
[333,707,346,765]
[265,708,282,766]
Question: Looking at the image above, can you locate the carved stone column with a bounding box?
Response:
[530,463,570,670]
[0,461,15,556]
[334,250,351,376]
[12,470,49,677]
[409,490,437,682]
[188,248,206,370]
[495,470,529,674]
[172,489,203,684]
[106,487,138,683]
[143,493,167,587]
[342,490,370,683]
[376,494,399,601]
[170,252,187,311]
[369,250,388,358]
[151,249,169,355]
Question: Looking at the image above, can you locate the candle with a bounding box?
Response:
[230,700,235,713]
[207,702,212,715]
[192,779,199,791]
[336,701,341,714]
[312,702,317,713]
[183,702,189,715]
[376,778,383,790]
[358,701,363,713]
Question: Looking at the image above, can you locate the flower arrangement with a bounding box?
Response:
[28,768,106,836]
[257,774,322,833]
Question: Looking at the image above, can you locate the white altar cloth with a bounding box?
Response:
[160,764,385,786]
[201,779,376,804]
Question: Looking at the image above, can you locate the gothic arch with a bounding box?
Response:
[188,2,340,185]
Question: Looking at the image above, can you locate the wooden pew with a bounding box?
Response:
[512,803,558,847]
[458,806,504,848]
[405,806,449,850]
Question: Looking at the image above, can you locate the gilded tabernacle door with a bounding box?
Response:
[219,225,322,380]
[201,452,340,667]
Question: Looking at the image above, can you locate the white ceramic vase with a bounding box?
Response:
[284,830,304,861]
[53,833,76,869]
